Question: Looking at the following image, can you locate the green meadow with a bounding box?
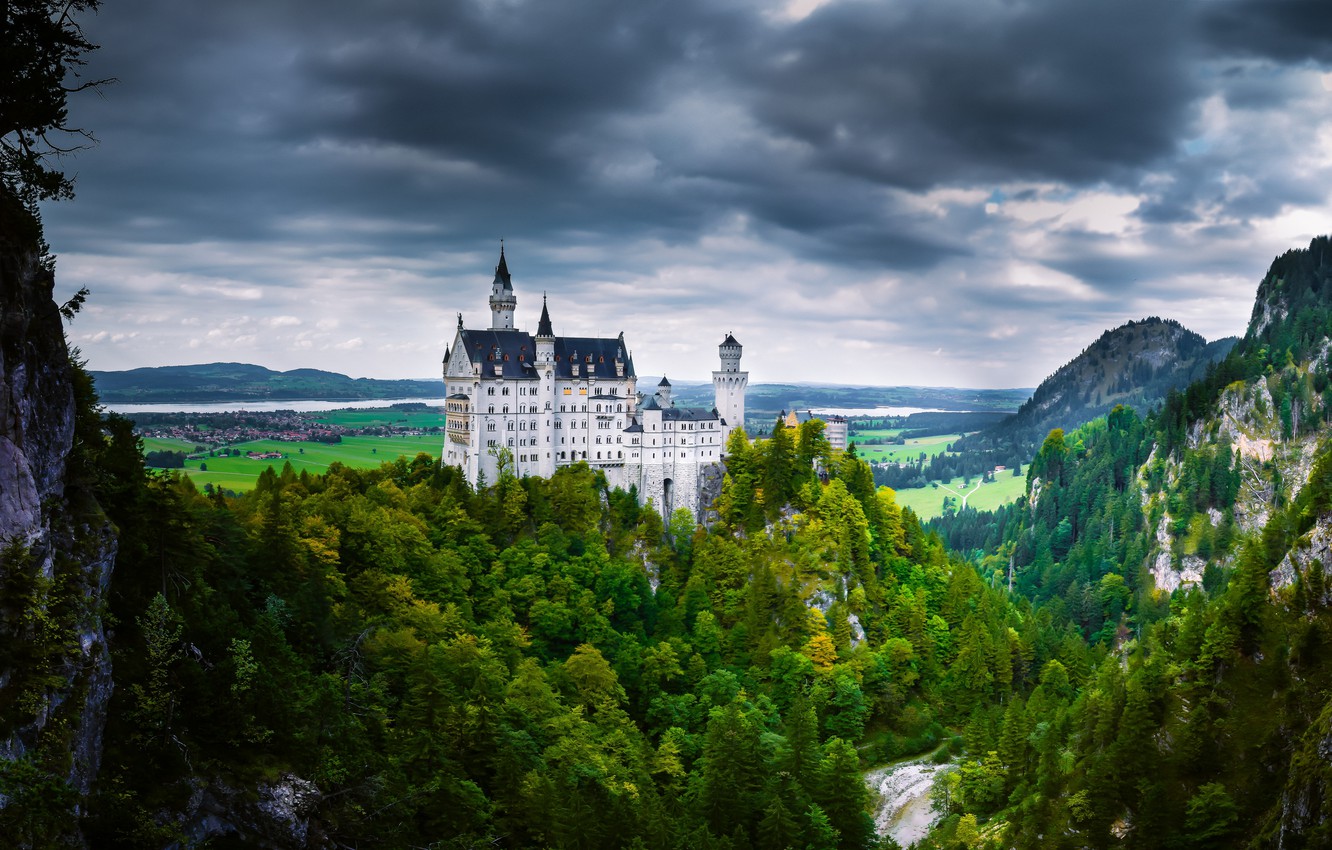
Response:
[891,469,1027,521]
[851,432,961,464]
[311,408,448,430]
[142,436,204,454]
[168,435,440,492]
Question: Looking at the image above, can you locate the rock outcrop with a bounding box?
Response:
[0,199,116,843]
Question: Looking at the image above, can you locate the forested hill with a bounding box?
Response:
[90,362,442,402]
[923,236,1332,847]
[954,317,1236,458]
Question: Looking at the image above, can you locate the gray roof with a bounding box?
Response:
[658,376,671,387]
[455,328,635,380]
[722,333,741,347]
[661,407,719,422]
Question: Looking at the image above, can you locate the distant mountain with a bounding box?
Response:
[90,362,443,403]
[94,361,1035,414]
[956,317,1238,454]
[668,382,1032,425]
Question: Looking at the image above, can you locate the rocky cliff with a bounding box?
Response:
[0,198,116,845]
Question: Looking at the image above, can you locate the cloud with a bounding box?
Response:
[37,0,1332,386]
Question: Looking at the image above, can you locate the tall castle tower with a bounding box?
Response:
[489,245,516,329]
[713,333,747,439]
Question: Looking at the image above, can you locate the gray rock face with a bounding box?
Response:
[0,216,116,838]
[167,774,323,850]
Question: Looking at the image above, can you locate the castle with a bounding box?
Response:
[442,248,748,518]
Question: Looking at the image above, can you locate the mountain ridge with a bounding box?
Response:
[958,316,1238,454]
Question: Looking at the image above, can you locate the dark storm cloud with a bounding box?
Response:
[1202,0,1332,64]
[37,0,1332,384]
[739,0,1199,190]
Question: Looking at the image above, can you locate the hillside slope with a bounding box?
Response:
[90,362,442,403]
[926,236,1332,848]
[958,317,1236,456]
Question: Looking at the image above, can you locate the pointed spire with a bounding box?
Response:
[494,241,512,290]
[537,292,553,338]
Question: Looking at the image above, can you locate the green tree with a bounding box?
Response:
[2,0,111,211]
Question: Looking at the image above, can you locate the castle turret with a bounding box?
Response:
[713,333,747,440]
[656,375,672,408]
[536,294,555,360]
[489,245,516,330]
[536,294,556,477]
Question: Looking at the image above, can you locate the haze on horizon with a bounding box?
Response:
[44,0,1332,387]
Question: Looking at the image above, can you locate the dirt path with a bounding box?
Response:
[937,479,984,509]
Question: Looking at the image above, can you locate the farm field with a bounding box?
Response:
[892,469,1027,521]
[142,436,203,454]
[171,435,440,492]
[311,407,447,430]
[852,433,962,464]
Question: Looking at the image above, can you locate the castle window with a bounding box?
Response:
[503,405,509,414]
[487,354,494,361]
[502,386,510,396]
[488,406,494,413]
[599,356,604,363]
[555,355,562,362]
[487,387,495,395]
[518,354,524,361]
[503,354,510,361]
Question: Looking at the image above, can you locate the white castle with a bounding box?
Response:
[442,248,748,518]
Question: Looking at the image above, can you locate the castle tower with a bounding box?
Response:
[536,294,557,477]
[713,333,747,440]
[489,245,516,330]
[656,375,672,408]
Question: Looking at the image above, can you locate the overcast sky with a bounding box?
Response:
[43,0,1332,387]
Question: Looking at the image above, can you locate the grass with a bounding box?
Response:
[142,436,204,454]
[174,435,440,492]
[847,428,903,441]
[311,408,447,430]
[855,433,961,464]
[892,470,1027,521]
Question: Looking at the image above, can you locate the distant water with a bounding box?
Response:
[106,398,448,414]
[811,406,966,417]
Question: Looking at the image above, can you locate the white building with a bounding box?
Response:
[442,248,747,518]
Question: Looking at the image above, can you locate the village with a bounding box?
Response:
[129,407,443,458]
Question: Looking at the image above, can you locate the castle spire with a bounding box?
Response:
[489,243,516,330]
[494,242,512,290]
[537,292,553,338]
